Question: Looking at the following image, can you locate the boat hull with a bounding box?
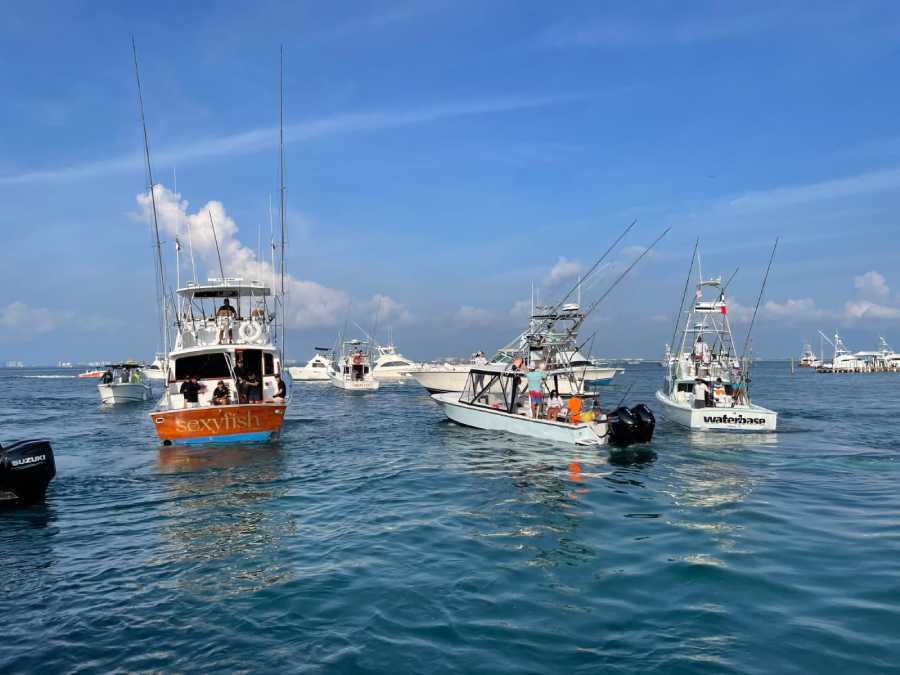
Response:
[287,366,330,381]
[412,366,618,394]
[150,403,287,445]
[654,390,777,431]
[432,392,606,446]
[98,383,151,404]
[329,374,380,391]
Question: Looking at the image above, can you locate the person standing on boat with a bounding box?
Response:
[693,335,709,363]
[525,363,545,418]
[473,351,488,367]
[273,374,286,401]
[216,298,237,344]
[692,378,709,409]
[180,375,205,408]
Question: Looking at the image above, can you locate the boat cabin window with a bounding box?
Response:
[264,352,275,376]
[312,362,326,368]
[677,382,694,393]
[175,353,231,380]
[380,361,409,368]
[460,370,521,413]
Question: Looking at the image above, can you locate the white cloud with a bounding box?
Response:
[0,94,582,186]
[843,299,900,320]
[455,305,495,326]
[0,301,122,340]
[368,293,413,324]
[854,271,890,299]
[137,185,351,328]
[509,299,532,317]
[545,256,585,287]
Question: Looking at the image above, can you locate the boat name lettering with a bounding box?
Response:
[702,414,766,425]
[11,454,46,467]
[174,411,262,434]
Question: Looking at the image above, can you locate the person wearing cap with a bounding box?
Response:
[212,380,231,405]
[525,363,546,418]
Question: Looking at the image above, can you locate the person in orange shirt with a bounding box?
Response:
[566,395,583,424]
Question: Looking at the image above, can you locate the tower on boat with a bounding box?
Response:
[149,278,288,444]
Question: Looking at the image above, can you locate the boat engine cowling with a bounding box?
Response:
[630,404,656,443]
[607,406,639,447]
[0,439,56,505]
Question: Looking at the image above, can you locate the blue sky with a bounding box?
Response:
[2,1,900,364]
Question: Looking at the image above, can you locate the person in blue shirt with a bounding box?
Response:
[525,363,546,418]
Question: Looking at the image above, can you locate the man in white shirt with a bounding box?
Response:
[473,351,488,366]
[693,378,709,409]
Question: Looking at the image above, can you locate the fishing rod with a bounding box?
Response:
[534,219,638,334]
[278,44,287,362]
[132,37,170,369]
[722,266,740,293]
[582,227,671,319]
[740,238,779,385]
[616,380,635,407]
[667,238,699,369]
[207,210,227,281]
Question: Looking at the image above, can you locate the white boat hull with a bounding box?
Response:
[142,369,166,381]
[288,366,330,381]
[432,392,606,446]
[98,383,151,404]
[655,390,777,431]
[328,373,380,391]
[412,366,618,394]
[372,366,416,381]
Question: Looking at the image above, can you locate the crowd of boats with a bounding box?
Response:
[798,334,900,373]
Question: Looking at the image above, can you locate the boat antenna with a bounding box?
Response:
[278,44,287,360]
[668,238,699,363]
[132,37,169,369]
[583,227,670,318]
[207,209,227,281]
[185,216,197,284]
[740,238,779,369]
[616,380,636,408]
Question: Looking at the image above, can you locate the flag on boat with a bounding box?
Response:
[721,306,727,315]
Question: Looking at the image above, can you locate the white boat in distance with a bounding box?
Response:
[98,363,152,404]
[288,352,331,381]
[797,342,820,369]
[371,342,419,381]
[410,303,619,394]
[328,339,380,391]
[433,367,608,446]
[656,262,777,432]
[142,353,168,381]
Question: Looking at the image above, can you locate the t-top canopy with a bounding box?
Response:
[177,277,271,298]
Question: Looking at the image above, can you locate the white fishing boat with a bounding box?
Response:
[656,252,778,432]
[142,353,168,381]
[410,303,618,394]
[328,339,380,391]
[287,352,331,381]
[847,336,900,373]
[797,342,820,369]
[98,363,152,404]
[433,367,608,445]
[815,332,866,373]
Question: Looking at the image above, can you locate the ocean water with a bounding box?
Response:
[1,364,898,673]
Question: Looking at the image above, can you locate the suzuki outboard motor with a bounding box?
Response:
[630,404,656,443]
[0,439,56,505]
[607,406,639,447]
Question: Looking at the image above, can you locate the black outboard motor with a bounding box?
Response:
[607,406,639,447]
[0,439,56,505]
[630,404,656,444]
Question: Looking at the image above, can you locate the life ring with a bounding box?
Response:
[351,354,363,365]
[239,320,263,343]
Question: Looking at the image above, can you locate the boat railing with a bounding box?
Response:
[175,316,272,348]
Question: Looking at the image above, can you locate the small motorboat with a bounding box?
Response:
[98,363,152,404]
[433,367,655,447]
[141,353,168,381]
[0,439,56,505]
[78,369,105,378]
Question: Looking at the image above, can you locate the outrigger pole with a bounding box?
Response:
[207,210,227,281]
[668,238,699,365]
[132,37,169,372]
[278,44,287,362]
[740,238,780,386]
